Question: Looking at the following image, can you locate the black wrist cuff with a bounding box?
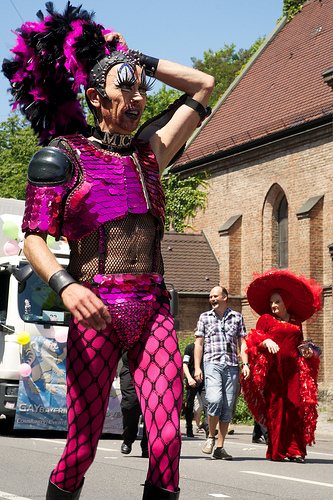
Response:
[49,270,76,295]
[139,53,159,77]
[184,96,212,124]
[128,49,159,77]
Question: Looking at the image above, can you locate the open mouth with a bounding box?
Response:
[125,108,140,120]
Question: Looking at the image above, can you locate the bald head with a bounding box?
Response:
[209,286,228,298]
[210,286,222,297]
[209,285,228,313]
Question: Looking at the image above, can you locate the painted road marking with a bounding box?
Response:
[307,450,333,457]
[241,471,333,488]
[35,438,118,452]
[208,495,230,498]
[0,491,32,500]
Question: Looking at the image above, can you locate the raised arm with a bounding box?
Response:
[149,59,214,171]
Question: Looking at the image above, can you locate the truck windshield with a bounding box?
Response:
[18,265,70,326]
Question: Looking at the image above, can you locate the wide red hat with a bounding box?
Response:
[246,268,322,322]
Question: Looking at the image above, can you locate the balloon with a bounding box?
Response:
[17,332,31,345]
[18,363,32,377]
[3,239,20,256]
[2,220,19,240]
[47,235,57,249]
[55,330,68,343]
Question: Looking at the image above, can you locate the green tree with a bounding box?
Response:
[162,173,208,232]
[283,0,306,20]
[0,115,39,199]
[191,38,264,107]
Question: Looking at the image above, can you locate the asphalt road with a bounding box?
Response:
[0,424,332,500]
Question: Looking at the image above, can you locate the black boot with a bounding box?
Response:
[142,482,180,499]
[46,479,84,499]
[186,426,194,438]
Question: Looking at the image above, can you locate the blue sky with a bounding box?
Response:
[0,0,283,119]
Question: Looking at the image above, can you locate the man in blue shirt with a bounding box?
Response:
[194,286,250,459]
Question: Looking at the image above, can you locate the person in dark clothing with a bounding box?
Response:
[183,342,208,438]
[252,421,268,444]
[120,351,148,457]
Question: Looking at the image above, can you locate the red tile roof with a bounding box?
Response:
[175,0,333,168]
[161,232,219,293]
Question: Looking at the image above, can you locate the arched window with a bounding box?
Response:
[262,184,288,270]
[277,195,288,268]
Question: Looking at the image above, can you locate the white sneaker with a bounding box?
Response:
[202,436,215,454]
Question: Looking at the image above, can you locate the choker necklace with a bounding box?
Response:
[92,128,133,151]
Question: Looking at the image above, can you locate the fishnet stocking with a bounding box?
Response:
[128,297,183,491]
[50,293,182,493]
[50,320,121,491]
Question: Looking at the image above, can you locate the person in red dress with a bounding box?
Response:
[242,269,322,463]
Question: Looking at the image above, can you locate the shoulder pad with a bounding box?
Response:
[28,147,74,186]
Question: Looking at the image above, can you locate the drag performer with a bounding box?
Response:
[2,3,214,499]
[242,269,322,463]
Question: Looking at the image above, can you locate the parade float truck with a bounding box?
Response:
[0,208,123,433]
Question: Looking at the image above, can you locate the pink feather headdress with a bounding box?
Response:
[2,2,129,144]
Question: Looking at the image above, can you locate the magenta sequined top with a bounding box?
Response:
[22,134,165,241]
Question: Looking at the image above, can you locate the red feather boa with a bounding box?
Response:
[298,355,320,445]
[242,328,319,444]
